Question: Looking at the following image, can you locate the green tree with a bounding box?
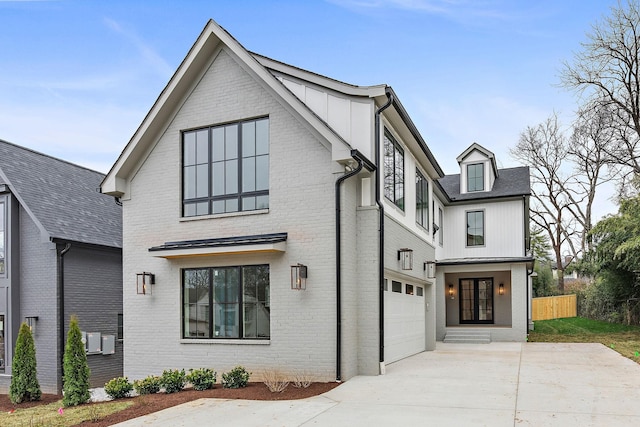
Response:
[62,315,90,407]
[9,322,41,404]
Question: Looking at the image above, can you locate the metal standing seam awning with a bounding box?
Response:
[148,232,287,258]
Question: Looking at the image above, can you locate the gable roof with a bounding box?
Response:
[456,143,499,177]
[437,166,530,202]
[0,139,122,248]
[102,19,361,197]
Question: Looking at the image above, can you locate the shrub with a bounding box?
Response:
[104,377,133,399]
[262,370,288,393]
[133,376,162,395]
[63,315,91,407]
[186,368,216,391]
[160,369,186,394]
[9,322,41,404]
[222,366,250,389]
[292,371,314,389]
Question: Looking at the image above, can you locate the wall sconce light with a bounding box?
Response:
[291,264,308,290]
[25,316,39,336]
[499,283,505,296]
[398,248,414,270]
[448,284,454,299]
[136,272,155,295]
[423,261,436,278]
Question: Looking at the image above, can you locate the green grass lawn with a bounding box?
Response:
[529,317,640,363]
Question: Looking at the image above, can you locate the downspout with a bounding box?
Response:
[335,149,371,382]
[57,242,71,394]
[375,90,394,368]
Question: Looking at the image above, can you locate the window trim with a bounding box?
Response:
[182,117,269,217]
[383,129,405,211]
[438,207,444,246]
[182,264,270,340]
[466,163,484,192]
[466,209,485,247]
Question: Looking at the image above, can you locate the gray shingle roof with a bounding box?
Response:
[437,166,530,202]
[0,139,122,248]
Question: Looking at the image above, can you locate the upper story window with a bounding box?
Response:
[0,201,5,275]
[438,207,444,246]
[466,210,485,246]
[182,117,269,217]
[467,163,484,192]
[416,170,429,228]
[183,265,270,339]
[383,129,404,210]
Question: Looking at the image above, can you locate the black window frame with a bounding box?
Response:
[182,264,270,340]
[182,117,269,217]
[416,169,429,229]
[467,163,484,192]
[438,207,444,246]
[383,129,405,211]
[466,210,485,247]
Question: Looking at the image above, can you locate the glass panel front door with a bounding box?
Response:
[459,278,493,324]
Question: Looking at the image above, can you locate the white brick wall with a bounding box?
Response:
[122,47,353,381]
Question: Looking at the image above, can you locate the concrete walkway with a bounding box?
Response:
[114,342,640,426]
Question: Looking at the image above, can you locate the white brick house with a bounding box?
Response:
[102,19,532,382]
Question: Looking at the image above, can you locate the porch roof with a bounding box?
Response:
[436,256,534,266]
[148,232,287,258]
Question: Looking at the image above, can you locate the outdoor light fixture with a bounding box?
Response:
[499,283,505,296]
[136,272,155,295]
[448,284,454,299]
[398,248,414,270]
[291,264,308,290]
[424,261,436,278]
[25,316,38,336]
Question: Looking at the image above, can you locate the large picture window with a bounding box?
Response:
[416,170,429,228]
[466,210,485,246]
[467,163,484,192]
[183,117,269,217]
[383,129,404,210]
[183,265,270,339]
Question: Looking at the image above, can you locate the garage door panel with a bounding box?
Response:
[384,282,426,363]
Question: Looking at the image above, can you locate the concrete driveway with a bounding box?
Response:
[114,342,640,426]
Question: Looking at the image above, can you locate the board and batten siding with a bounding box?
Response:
[442,199,526,259]
[277,76,374,161]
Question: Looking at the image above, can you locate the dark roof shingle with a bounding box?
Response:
[0,139,122,248]
[437,166,530,202]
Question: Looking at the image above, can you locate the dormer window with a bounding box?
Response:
[467,163,484,192]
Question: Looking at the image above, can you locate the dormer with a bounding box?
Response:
[456,143,499,194]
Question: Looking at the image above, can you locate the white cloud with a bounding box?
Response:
[103,17,174,80]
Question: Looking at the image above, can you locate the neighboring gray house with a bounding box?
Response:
[101,19,531,383]
[0,139,123,394]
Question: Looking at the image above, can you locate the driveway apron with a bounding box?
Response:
[114,342,640,426]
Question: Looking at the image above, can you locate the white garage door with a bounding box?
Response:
[384,279,426,364]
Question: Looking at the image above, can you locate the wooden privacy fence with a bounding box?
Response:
[532,294,577,321]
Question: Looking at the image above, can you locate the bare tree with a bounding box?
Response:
[561,0,640,177]
[511,114,578,292]
[565,104,616,255]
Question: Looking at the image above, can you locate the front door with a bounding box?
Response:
[459,278,493,324]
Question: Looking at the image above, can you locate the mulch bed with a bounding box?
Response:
[0,382,340,426]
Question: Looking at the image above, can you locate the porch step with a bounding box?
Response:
[443,330,491,344]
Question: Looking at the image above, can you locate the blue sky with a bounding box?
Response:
[0,0,617,182]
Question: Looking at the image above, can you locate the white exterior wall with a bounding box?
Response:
[278,76,375,161]
[121,47,352,382]
[442,198,526,259]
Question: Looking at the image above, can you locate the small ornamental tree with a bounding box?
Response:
[9,322,41,404]
[62,315,91,407]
